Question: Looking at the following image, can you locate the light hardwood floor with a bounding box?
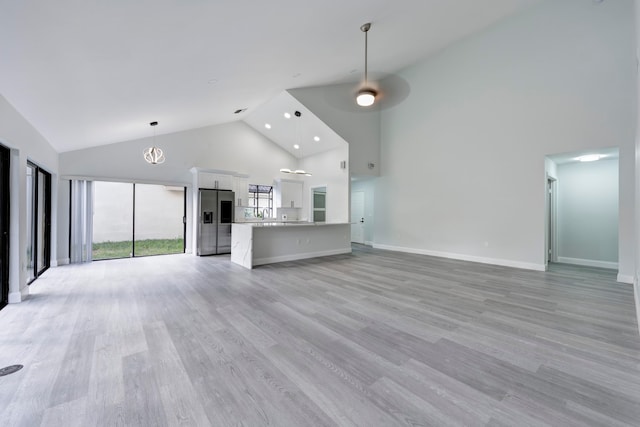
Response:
[1,245,639,426]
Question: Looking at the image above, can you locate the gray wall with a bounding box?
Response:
[374,0,635,279]
[557,159,619,267]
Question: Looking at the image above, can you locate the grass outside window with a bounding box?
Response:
[93,238,184,260]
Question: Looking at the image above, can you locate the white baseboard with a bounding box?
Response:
[253,248,352,267]
[372,243,546,272]
[557,256,618,270]
[617,274,633,284]
[364,240,373,246]
[56,258,70,266]
[8,286,29,304]
[634,278,640,335]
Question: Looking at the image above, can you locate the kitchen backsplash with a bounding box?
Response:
[276,207,300,221]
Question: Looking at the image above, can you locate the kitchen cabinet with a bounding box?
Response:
[277,179,303,208]
[233,175,249,206]
[197,172,233,190]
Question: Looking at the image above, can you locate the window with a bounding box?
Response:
[248,184,273,218]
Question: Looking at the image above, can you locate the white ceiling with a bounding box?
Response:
[0,0,542,153]
[548,147,620,165]
[243,91,346,159]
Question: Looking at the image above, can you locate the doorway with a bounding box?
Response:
[351,191,365,244]
[0,144,9,309]
[26,162,51,284]
[545,148,619,270]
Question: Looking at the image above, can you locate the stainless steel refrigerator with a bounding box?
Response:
[197,189,234,255]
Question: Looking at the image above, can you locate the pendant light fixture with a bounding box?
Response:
[280,111,312,176]
[356,22,376,107]
[143,121,165,164]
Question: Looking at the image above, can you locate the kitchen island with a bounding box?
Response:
[231,222,351,269]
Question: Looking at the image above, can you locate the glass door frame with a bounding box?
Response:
[0,144,9,309]
[27,161,51,284]
[90,181,187,260]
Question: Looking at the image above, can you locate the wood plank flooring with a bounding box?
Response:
[0,245,639,426]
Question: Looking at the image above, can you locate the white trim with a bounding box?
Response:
[634,276,640,335]
[617,274,634,284]
[57,258,70,266]
[61,174,191,188]
[364,240,373,246]
[253,248,352,267]
[372,243,546,272]
[8,285,28,304]
[557,256,618,270]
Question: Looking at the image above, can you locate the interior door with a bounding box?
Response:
[351,191,365,244]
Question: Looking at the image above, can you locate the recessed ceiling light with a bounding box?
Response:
[577,154,603,162]
[293,144,300,149]
[313,136,320,142]
[284,112,291,119]
[265,123,271,129]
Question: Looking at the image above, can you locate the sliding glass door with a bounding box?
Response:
[134,184,185,256]
[92,181,185,260]
[92,181,134,260]
[0,145,9,309]
[26,162,51,284]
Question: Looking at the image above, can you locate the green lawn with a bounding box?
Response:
[93,238,184,260]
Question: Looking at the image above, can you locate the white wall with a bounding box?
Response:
[351,178,377,244]
[299,145,350,223]
[375,0,636,276]
[289,85,380,178]
[59,121,297,258]
[634,0,640,333]
[0,94,59,302]
[556,159,619,268]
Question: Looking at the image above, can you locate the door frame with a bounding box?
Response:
[546,176,558,265]
[0,144,9,309]
[27,161,51,284]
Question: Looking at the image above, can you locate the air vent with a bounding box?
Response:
[234,108,247,114]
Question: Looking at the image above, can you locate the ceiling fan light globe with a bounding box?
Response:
[356,89,376,107]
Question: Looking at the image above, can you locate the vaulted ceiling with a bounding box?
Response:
[0,0,542,152]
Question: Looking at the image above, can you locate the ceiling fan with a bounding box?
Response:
[350,22,410,110]
[356,23,377,107]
